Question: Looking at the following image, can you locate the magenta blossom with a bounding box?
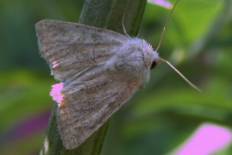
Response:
[176,123,232,155]
[50,83,64,106]
[148,0,173,9]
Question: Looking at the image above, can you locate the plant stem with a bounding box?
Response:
[40,0,147,154]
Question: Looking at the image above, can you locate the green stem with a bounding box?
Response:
[40,0,147,154]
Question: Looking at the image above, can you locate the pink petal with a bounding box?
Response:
[148,0,173,9]
[50,83,64,106]
[176,123,232,155]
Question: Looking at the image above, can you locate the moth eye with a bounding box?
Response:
[150,61,157,69]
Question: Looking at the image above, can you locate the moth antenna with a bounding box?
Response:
[156,0,180,52]
[159,58,201,92]
[122,12,130,37]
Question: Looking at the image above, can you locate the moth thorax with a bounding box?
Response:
[127,38,159,69]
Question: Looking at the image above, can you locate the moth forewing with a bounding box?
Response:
[35,20,128,81]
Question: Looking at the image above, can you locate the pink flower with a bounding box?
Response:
[148,0,173,9]
[176,123,232,155]
[50,83,64,106]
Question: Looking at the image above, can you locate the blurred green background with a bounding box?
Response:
[0,0,232,154]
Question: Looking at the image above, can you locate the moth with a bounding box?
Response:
[36,17,199,149]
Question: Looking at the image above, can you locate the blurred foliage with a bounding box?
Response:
[0,0,232,155]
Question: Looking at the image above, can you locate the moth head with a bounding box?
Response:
[141,40,160,70]
[141,40,201,92]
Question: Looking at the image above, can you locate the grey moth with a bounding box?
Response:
[35,19,198,150]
